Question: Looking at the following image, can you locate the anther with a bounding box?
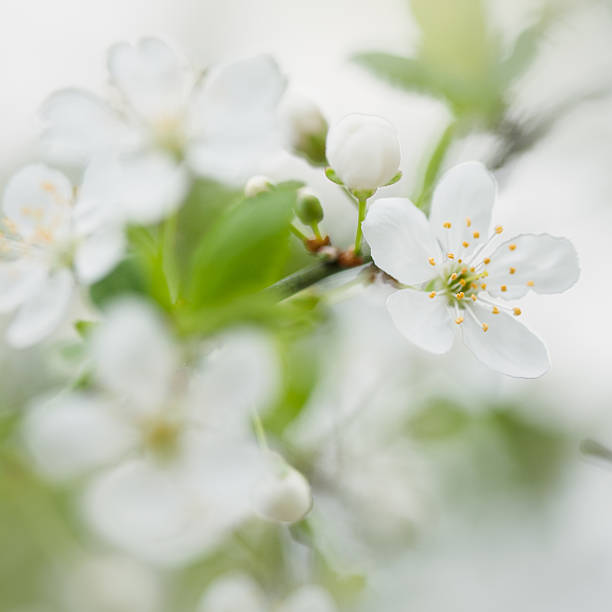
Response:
[527,280,534,287]
[457,258,462,263]
[470,267,475,273]
[495,226,503,234]
[483,257,491,265]
[481,283,487,290]
[447,253,455,259]
[509,267,516,274]
[443,222,452,229]
[492,306,500,314]
[455,316,464,325]
[501,285,507,292]
[513,307,522,316]
[459,279,466,287]
[462,241,469,248]
[461,267,467,274]
[473,231,480,239]
[428,257,436,266]
[429,291,436,299]
[471,295,477,302]
[482,323,489,332]
[509,244,516,251]
[466,218,471,227]
[450,273,458,281]
[456,292,465,300]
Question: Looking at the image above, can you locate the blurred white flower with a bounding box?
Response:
[326,114,400,192]
[362,161,580,378]
[244,175,274,198]
[40,37,287,199]
[23,299,280,565]
[198,574,337,612]
[252,451,313,524]
[0,163,124,347]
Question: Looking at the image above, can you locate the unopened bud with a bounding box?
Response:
[295,187,323,225]
[280,93,328,166]
[244,175,273,198]
[326,113,400,192]
[252,453,312,524]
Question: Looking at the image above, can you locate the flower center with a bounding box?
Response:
[142,417,182,461]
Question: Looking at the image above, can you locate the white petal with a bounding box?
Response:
[23,392,136,480]
[108,38,194,123]
[187,330,279,436]
[0,260,48,313]
[2,164,73,240]
[429,161,496,258]
[461,303,550,378]
[6,268,74,348]
[362,197,441,285]
[279,586,338,612]
[484,233,580,299]
[386,289,455,354]
[115,153,189,224]
[197,574,267,612]
[40,89,136,166]
[75,226,125,284]
[91,299,178,414]
[187,55,286,182]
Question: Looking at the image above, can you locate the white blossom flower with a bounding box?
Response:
[0,163,124,347]
[40,38,287,215]
[198,574,338,612]
[326,114,400,192]
[23,299,281,565]
[362,161,580,378]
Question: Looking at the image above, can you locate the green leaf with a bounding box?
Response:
[188,184,298,308]
[89,256,148,308]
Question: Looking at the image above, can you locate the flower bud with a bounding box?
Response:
[326,113,401,192]
[280,93,328,166]
[295,187,323,226]
[244,175,273,198]
[252,453,312,524]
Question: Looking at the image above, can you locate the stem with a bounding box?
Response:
[290,224,309,242]
[252,410,269,450]
[264,256,373,300]
[354,197,368,255]
[414,120,457,213]
[311,222,322,239]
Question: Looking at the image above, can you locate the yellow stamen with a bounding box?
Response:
[482,323,489,332]
[481,270,489,277]
[481,283,487,290]
[527,280,534,287]
[495,226,503,234]
[513,307,522,316]
[450,273,458,281]
[473,231,480,239]
[456,292,464,300]
[459,279,466,286]
[428,257,436,266]
[471,295,477,302]
[501,285,507,292]
[41,181,56,193]
[492,306,500,314]
[466,218,471,227]
[455,316,464,325]
[462,241,469,248]
[461,267,467,274]
[471,283,478,289]
[447,253,455,259]
[429,291,436,299]
[509,244,517,251]
[509,267,516,274]
[457,258,463,263]
[483,257,491,265]
[470,267,475,273]
[443,221,452,229]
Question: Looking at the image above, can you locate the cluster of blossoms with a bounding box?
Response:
[0,32,581,604]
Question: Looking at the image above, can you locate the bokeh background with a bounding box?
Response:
[2,0,612,610]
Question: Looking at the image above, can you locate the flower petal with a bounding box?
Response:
[6,268,74,348]
[23,392,136,480]
[91,299,178,414]
[362,197,441,285]
[108,38,194,123]
[40,89,136,166]
[197,574,267,612]
[484,233,580,299]
[114,153,188,225]
[429,161,496,259]
[279,586,338,612]
[386,288,455,354]
[3,164,73,240]
[74,226,125,284]
[0,260,48,313]
[461,303,549,378]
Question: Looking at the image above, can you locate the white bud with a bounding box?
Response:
[278,586,338,612]
[197,573,266,612]
[280,92,328,165]
[252,452,313,524]
[326,113,401,192]
[244,175,273,198]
